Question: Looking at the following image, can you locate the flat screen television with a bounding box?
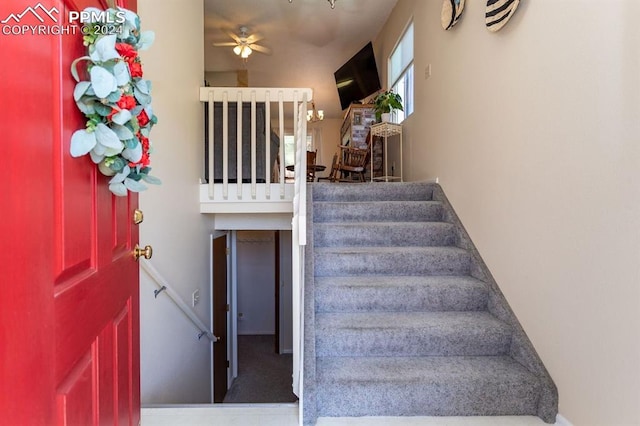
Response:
[334,42,381,111]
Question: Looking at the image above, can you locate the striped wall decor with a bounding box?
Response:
[486,0,521,32]
[441,0,466,30]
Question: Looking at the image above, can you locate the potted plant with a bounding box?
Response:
[373,90,403,122]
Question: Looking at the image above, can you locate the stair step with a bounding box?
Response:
[315,311,511,357]
[314,246,471,277]
[314,222,456,247]
[316,356,540,417]
[314,201,443,223]
[313,182,433,202]
[315,276,488,312]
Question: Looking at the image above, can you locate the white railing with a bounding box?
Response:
[141,262,217,342]
[291,100,307,408]
[292,99,308,247]
[200,87,313,212]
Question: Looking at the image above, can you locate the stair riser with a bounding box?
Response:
[316,328,510,357]
[314,251,471,277]
[315,284,488,313]
[313,182,433,202]
[314,223,456,247]
[316,381,539,418]
[314,202,443,223]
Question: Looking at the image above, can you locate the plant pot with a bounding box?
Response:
[380,112,391,123]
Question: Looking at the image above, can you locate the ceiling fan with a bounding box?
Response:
[213,26,272,59]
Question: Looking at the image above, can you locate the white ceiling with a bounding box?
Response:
[204,0,398,119]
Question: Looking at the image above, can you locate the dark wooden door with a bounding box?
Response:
[213,235,228,403]
[0,0,141,424]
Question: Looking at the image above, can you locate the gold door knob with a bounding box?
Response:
[134,244,153,260]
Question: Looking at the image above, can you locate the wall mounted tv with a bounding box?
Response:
[334,42,381,111]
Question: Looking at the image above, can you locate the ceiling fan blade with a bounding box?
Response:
[249,44,272,55]
[223,28,241,43]
[213,42,238,47]
[245,34,264,44]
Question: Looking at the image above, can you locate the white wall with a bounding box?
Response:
[237,231,276,335]
[204,71,239,87]
[232,230,293,352]
[137,0,212,404]
[376,1,640,425]
[279,231,293,353]
[311,118,342,179]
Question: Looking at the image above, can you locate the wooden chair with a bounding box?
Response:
[306,150,317,182]
[336,145,368,182]
[317,153,339,182]
[335,130,371,182]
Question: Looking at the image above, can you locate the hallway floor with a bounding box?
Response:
[142,405,554,426]
[223,335,297,404]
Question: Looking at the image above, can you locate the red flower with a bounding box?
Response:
[128,61,143,78]
[138,134,150,150]
[115,43,137,61]
[107,94,137,122]
[129,133,151,167]
[116,43,143,78]
[138,110,150,127]
[129,151,150,167]
[117,95,136,111]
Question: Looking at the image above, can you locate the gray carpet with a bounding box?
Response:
[223,335,298,404]
[303,182,558,425]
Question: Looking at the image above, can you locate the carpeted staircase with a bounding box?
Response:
[303,182,557,425]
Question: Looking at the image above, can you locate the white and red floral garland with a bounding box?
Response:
[70,7,159,196]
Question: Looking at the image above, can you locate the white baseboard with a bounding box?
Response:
[556,414,573,426]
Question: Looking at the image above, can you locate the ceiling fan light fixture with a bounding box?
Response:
[215,26,270,61]
[233,44,252,58]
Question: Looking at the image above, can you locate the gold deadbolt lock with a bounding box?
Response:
[133,209,144,225]
[134,244,153,260]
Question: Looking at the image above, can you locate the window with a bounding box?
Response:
[283,135,296,168]
[283,134,314,180]
[283,134,314,168]
[389,21,414,123]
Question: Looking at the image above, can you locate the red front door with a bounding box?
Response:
[1,0,141,424]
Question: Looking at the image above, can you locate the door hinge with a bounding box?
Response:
[226,248,230,255]
[226,360,230,368]
[225,304,230,312]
